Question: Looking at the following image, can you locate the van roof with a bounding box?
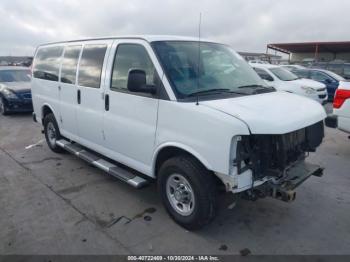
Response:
[38,35,216,47]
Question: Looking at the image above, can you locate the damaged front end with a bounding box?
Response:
[233,121,324,202]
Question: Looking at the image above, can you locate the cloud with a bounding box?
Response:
[0,0,349,56]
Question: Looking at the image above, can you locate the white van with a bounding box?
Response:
[252,64,328,104]
[31,36,326,229]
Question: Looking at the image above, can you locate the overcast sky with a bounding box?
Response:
[0,0,349,56]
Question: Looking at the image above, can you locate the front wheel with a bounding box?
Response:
[43,113,64,153]
[158,155,217,230]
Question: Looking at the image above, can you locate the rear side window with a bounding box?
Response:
[343,64,350,79]
[61,45,81,84]
[310,71,329,82]
[111,44,157,91]
[33,46,63,81]
[253,68,273,81]
[293,69,309,78]
[78,44,107,88]
[327,64,343,76]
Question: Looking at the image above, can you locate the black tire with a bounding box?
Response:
[0,97,9,116]
[43,113,64,153]
[158,155,217,230]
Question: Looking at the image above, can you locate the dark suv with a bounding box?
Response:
[311,62,350,80]
[0,67,32,115]
[292,68,344,101]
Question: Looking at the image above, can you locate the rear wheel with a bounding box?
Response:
[158,155,217,230]
[0,97,9,115]
[43,113,64,153]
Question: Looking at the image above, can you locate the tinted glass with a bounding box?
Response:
[0,70,31,82]
[343,64,350,79]
[327,63,343,75]
[324,70,344,81]
[152,41,267,98]
[270,67,299,81]
[292,69,309,78]
[253,68,273,81]
[111,44,157,91]
[78,45,107,88]
[310,71,330,82]
[61,45,81,84]
[34,46,63,81]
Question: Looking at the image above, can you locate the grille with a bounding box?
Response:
[21,93,32,99]
[236,121,324,178]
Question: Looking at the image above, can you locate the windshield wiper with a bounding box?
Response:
[187,88,231,97]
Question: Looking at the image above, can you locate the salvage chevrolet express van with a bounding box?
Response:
[31,36,326,229]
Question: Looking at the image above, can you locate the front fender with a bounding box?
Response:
[151,142,213,178]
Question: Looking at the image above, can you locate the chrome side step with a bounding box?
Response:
[56,139,149,189]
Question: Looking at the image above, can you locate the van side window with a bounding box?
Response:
[33,46,63,81]
[61,45,81,84]
[111,44,157,92]
[78,44,107,88]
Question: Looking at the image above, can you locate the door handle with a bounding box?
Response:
[58,85,61,91]
[77,89,81,104]
[105,94,109,111]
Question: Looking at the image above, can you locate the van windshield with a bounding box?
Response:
[152,41,269,99]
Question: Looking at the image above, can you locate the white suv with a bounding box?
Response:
[326,81,350,134]
[31,36,326,229]
[252,64,328,104]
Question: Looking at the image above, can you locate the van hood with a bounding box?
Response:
[200,91,326,134]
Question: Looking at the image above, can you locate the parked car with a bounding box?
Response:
[252,64,328,104]
[248,60,269,65]
[292,68,344,101]
[280,65,306,71]
[0,66,33,115]
[326,81,350,134]
[31,36,326,229]
[311,62,350,80]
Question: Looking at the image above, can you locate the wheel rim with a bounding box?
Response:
[47,122,57,146]
[166,173,195,216]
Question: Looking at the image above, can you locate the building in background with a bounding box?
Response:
[0,56,33,67]
[267,41,350,64]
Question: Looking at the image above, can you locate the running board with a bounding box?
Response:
[56,139,149,189]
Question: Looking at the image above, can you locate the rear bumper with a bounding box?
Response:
[325,114,338,128]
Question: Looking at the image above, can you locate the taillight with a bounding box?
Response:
[333,89,350,109]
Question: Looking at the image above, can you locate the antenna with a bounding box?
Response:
[196,12,202,106]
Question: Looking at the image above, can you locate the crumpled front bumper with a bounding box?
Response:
[224,161,323,202]
[265,161,323,202]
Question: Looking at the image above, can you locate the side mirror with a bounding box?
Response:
[127,69,156,94]
[325,78,333,84]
